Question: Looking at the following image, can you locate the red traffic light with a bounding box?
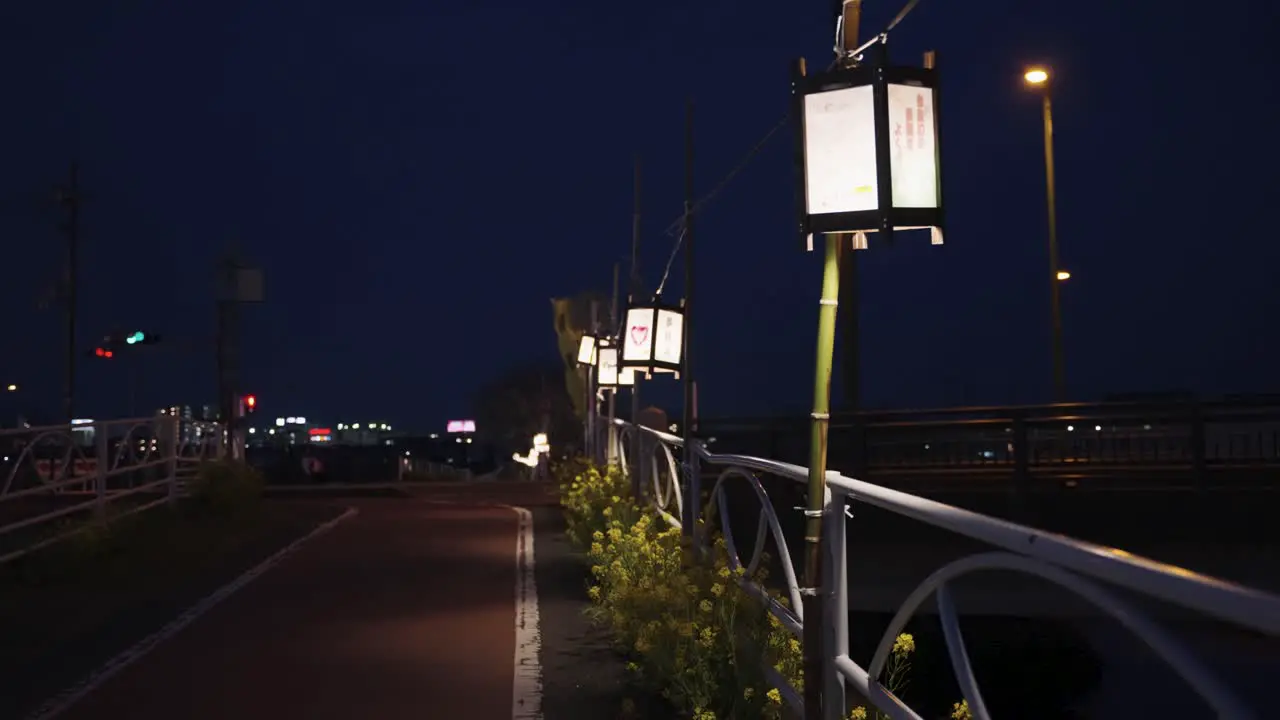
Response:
[244,394,257,411]
[94,347,113,358]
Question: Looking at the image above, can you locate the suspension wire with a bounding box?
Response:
[651,0,925,301]
[660,112,792,240]
[653,226,686,299]
[833,0,924,66]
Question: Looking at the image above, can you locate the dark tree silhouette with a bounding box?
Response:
[472,362,580,457]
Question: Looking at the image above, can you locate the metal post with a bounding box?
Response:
[93,420,108,523]
[165,413,180,503]
[823,486,849,720]
[681,98,699,540]
[1042,91,1066,402]
[589,299,600,463]
[608,262,620,464]
[630,155,642,426]
[59,162,81,426]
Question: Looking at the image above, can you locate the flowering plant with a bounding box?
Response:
[557,459,970,720]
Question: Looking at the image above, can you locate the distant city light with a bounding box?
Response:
[447,420,476,433]
[5,384,16,392]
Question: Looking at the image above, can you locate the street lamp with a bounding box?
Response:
[5,384,15,392]
[1023,64,1066,401]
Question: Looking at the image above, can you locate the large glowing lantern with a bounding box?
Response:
[792,50,945,250]
[576,333,598,366]
[620,299,684,379]
[595,338,633,388]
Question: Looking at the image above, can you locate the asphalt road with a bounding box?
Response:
[39,496,528,720]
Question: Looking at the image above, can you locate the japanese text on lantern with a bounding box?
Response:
[887,84,939,209]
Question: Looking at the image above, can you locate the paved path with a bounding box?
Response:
[40,496,535,720]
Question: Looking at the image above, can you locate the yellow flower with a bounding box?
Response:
[766,688,782,705]
[717,567,730,579]
[710,583,724,597]
[698,599,713,614]
[849,707,868,720]
[892,633,916,658]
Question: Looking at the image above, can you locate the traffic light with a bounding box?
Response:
[92,347,114,359]
[243,394,257,414]
[125,331,160,345]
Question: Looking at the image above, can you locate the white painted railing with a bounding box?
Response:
[0,415,223,564]
[605,418,1280,719]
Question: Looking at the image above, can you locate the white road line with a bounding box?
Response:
[507,505,544,720]
[24,506,360,720]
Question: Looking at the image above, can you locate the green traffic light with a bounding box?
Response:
[127,331,144,345]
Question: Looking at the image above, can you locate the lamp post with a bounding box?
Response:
[793,13,946,715]
[1024,66,1067,402]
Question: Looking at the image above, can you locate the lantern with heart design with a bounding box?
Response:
[792,47,945,251]
[619,298,685,379]
[594,337,634,389]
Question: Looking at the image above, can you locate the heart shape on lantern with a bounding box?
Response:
[630,325,649,346]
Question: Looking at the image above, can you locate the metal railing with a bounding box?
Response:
[0,415,224,565]
[604,418,1280,719]
[699,400,1280,490]
[398,456,474,483]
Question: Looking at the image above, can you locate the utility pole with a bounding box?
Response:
[681,98,698,537]
[630,155,642,424]
[56,162,81,425]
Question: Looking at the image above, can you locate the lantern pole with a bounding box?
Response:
[681,98,699,541]
[608,262,620,464]
[630,155,642,426]
[801,3,863,718]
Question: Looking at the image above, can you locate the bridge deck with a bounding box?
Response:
[36,490,545,720]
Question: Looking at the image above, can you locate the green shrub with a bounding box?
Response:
[186,460,264,516]
[556,458,972,720]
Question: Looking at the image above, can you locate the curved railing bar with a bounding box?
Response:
[935,584,991,720]
[709,466,805,620]
[648,440,682,527]
[825,474,1280,635]
[2,429,90,495]
[855,551,1256,720]
[110,420,157,470]
[617,424,635,477]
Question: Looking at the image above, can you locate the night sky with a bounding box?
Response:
[1,1,1276,431]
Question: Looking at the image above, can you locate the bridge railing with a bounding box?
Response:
[604,418,1280,719]
[0,415,224,565]
[698,400,1280,490]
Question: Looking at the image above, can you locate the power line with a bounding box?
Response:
[651,111,791,299]
[661,112,791,239]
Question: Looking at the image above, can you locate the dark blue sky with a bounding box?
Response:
[1,1,1276,431]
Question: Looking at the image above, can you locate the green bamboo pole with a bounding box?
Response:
[802,232,841,719]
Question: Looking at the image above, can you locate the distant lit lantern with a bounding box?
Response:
[792,46,945,250]
[595,338,623,389]
[619,298,684,379]
[576,333,598,366]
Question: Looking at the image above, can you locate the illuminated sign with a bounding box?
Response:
[447,420,476,433]
[308,428,332,435]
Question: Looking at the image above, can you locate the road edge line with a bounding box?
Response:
[505,505,544,720]
[23,505,360,720]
